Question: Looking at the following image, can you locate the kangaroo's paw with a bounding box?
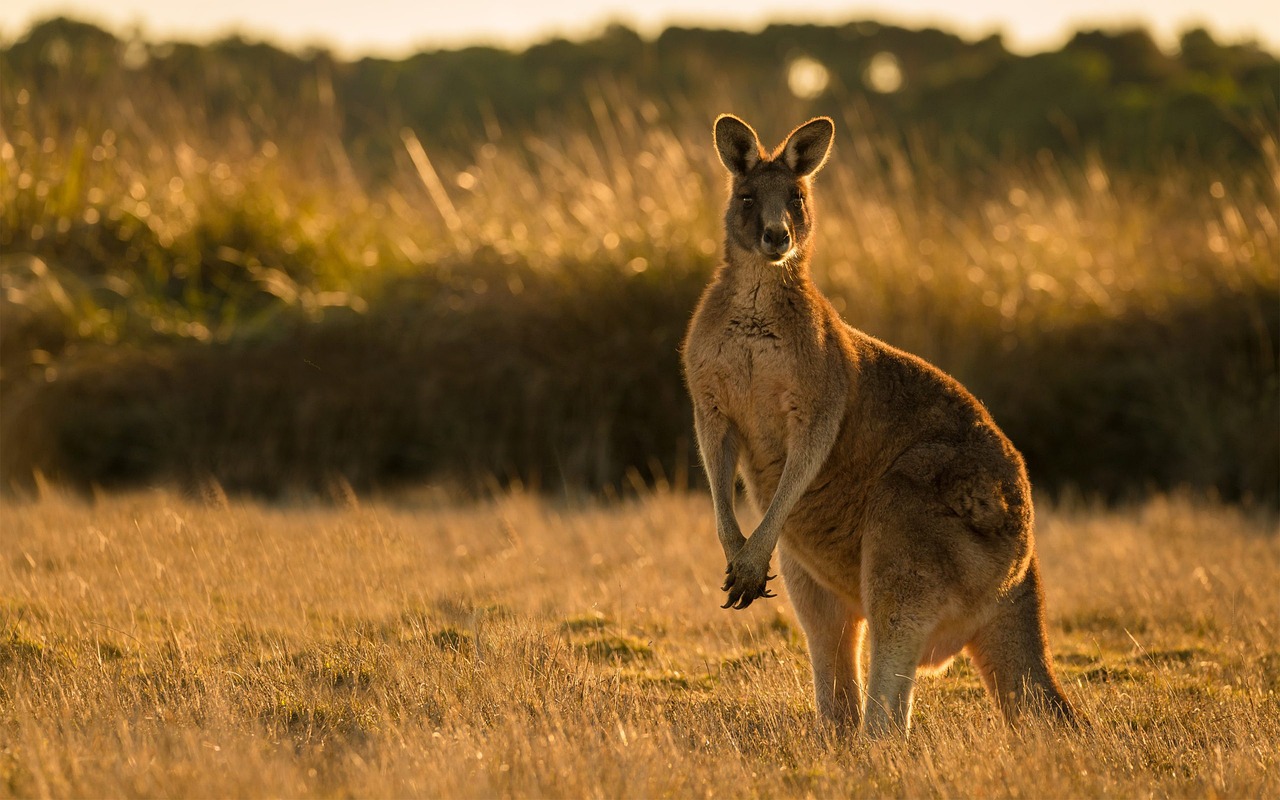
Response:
[721,550,777,609]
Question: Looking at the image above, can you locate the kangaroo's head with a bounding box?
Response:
[714,114,835,266]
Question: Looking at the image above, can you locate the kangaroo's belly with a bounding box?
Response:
[780,529,865,610]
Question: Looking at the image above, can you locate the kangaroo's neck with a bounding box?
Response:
[720,244,816,301]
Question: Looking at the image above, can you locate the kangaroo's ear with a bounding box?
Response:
[714,114,763,177]
[780,117,834,177]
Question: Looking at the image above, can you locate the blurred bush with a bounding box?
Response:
[1,18,1276,502]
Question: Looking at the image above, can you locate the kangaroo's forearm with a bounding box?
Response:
[752,401,843,550]
[694,406,745,557]
[710,439,744,558]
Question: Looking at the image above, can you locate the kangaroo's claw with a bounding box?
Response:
[721,558,777,609]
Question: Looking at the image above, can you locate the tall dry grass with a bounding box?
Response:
[1,488,1277,797]
[1,62,1277,497]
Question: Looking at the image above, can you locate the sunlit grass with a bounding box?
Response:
[4,77,1275,355]
[1,489,1277,796]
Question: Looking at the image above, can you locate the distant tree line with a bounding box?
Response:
[4,17,1277,173]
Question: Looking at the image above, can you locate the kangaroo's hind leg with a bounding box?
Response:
[965,555,1076,725]
[858,503,957,738]
[861,609,931,737]
[780,547,863,733]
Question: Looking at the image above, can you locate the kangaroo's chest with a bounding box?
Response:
[711,316,793,405]
[696,289,796,393]
[690,302,810,470]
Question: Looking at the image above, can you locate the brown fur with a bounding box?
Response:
[682,114,1075,736]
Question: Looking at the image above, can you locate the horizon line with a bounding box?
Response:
[3,9,1275,61]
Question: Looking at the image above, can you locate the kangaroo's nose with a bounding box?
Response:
[761,226,791,255]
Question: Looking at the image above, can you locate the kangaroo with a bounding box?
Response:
[681,114,1075,736]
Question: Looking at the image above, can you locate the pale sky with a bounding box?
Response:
[2,0,1276,56]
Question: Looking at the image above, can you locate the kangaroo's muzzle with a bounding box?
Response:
[761,225,792,260]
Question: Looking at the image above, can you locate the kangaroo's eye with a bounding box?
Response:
[790,193,804,207]
[739,195,754,207]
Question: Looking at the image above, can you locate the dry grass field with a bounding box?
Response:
[2,488,1277,797]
